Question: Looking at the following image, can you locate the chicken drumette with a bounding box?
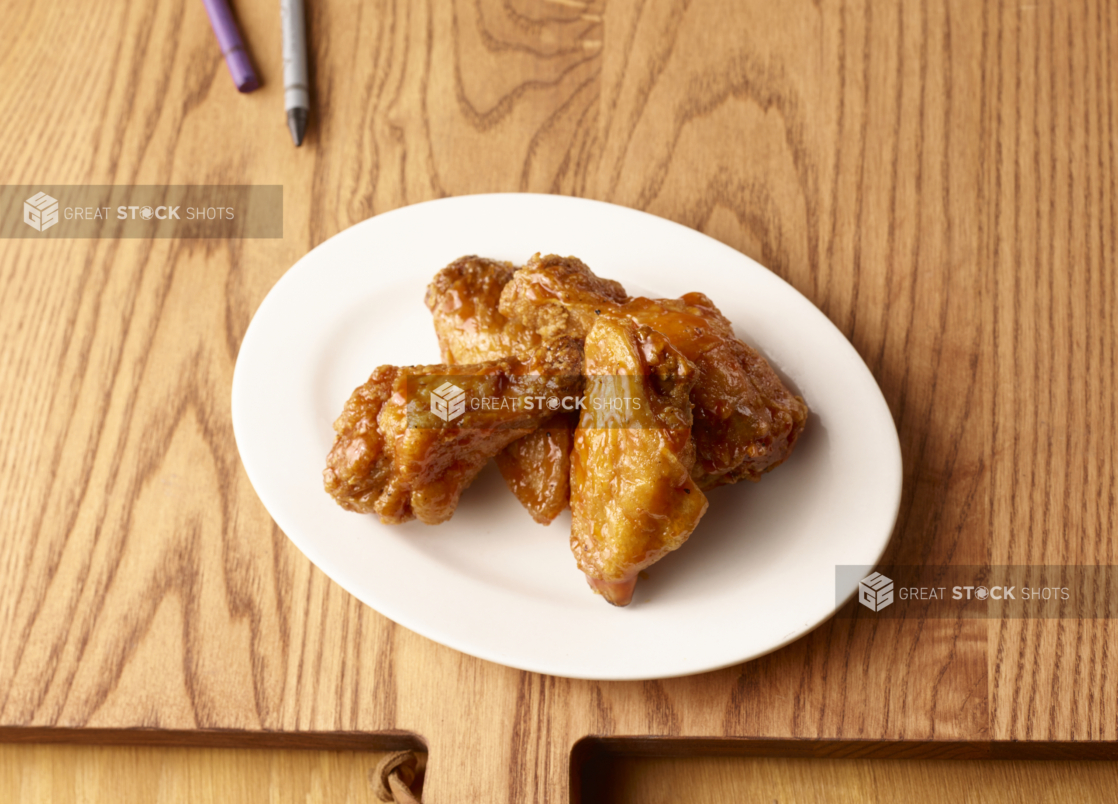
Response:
[570,316,708,606]
[323,338,582,524]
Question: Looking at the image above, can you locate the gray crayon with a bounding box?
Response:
[282,0,310,146]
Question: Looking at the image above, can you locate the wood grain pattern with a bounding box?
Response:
[0,743,426,804]
[3,742,1116,804]
[5,742,1117,804]
[0,0,1115,802]
[585,754,1118,804]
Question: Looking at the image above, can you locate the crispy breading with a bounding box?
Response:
[498,253,628,341]
[324,339,582,524]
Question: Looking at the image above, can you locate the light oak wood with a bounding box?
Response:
[588,755,1118,804]
[0,0,1115,802]
[3,742,1115,804]
[0,744,425,804]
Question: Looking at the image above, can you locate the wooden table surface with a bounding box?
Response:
[3,742,1118,804]
[1,0,1115,802]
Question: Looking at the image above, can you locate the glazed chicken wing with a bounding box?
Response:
[498,253,628,340]
[425,255,542,364]
[497,256,806,490]
[494,412,576,525]
[570,317,708,606]
[620,294,808,489]
[324,339,582,525]
[426,255,578,524]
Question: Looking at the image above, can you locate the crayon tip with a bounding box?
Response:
[287,108,308,147]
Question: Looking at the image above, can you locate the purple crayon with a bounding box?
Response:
[202,0,260,93]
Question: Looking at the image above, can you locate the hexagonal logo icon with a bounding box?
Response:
[430,381,466,423]
[858,571,894,612]
[23,191,59,232]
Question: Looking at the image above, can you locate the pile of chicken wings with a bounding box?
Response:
[324,254,808,606]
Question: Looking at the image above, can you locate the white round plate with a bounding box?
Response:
[232,194,901,681]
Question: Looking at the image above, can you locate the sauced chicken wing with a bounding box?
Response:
[494,412,576,525]
[324,339,582,525]
[425,255,542,364]
[619,294,808,489]
[426,255,578,523]
[498,253,629,341]
[497,257,806,490]
[570,317,708,606]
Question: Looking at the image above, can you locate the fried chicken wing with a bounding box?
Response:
[426,255,580,523]
[620,294,808,489]
[324,339,582,525]
[425,255,542,364]
[497,256,806,490]
[494,412,576,525]
[570,317,708,606]
[498,253,628,341]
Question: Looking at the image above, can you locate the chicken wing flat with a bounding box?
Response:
[570,317,708,606]
[620,293,808,489]
[498,253,629,340]
[324,338,582,525]
[425,255,542,364]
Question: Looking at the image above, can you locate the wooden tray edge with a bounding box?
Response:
[570,737,1118,803]
[0,726,426,753]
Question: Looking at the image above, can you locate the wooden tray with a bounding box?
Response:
[1,1,1114,802]
[573,739,1118,804]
